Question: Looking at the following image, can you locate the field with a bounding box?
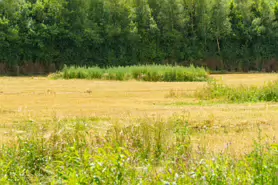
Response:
[1,74,277,152]
[0,74,278,184]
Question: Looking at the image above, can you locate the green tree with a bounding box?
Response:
[210,0,231,56]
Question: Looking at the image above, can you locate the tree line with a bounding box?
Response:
[1,0,278,73]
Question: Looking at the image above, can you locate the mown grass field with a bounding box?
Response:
[0,74,277,152]
[0,74,277,184]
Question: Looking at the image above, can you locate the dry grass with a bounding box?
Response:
[0,74,277,154]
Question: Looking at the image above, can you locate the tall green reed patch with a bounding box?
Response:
[0,117,277,184]
[196,80,278,103]
[51,65,208,82]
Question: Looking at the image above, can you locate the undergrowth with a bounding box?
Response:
[196,80,278,103]
[50,65,208,82]
[0,116,277,184]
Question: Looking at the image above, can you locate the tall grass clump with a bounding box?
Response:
[0,116,277,184]
[197,80,278,103]
[52,65,208,82]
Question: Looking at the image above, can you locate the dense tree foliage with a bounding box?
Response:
[1,0,278,73]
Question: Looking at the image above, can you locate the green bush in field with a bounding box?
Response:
[0,117,277,184]
[52,65,208,82]
[197,80,278,103]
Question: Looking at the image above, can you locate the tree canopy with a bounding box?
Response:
[1,0,278,72]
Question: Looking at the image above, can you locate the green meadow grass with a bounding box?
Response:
[196,80,278,103]
[51,65,208,82]
[0,116,277,184]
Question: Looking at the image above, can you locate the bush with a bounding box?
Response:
[51,65,209,82]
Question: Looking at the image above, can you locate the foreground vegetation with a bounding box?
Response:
[197,80,278,102]
[0,116,277,184]
[52,65,208,82]
[1,0,278,72]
